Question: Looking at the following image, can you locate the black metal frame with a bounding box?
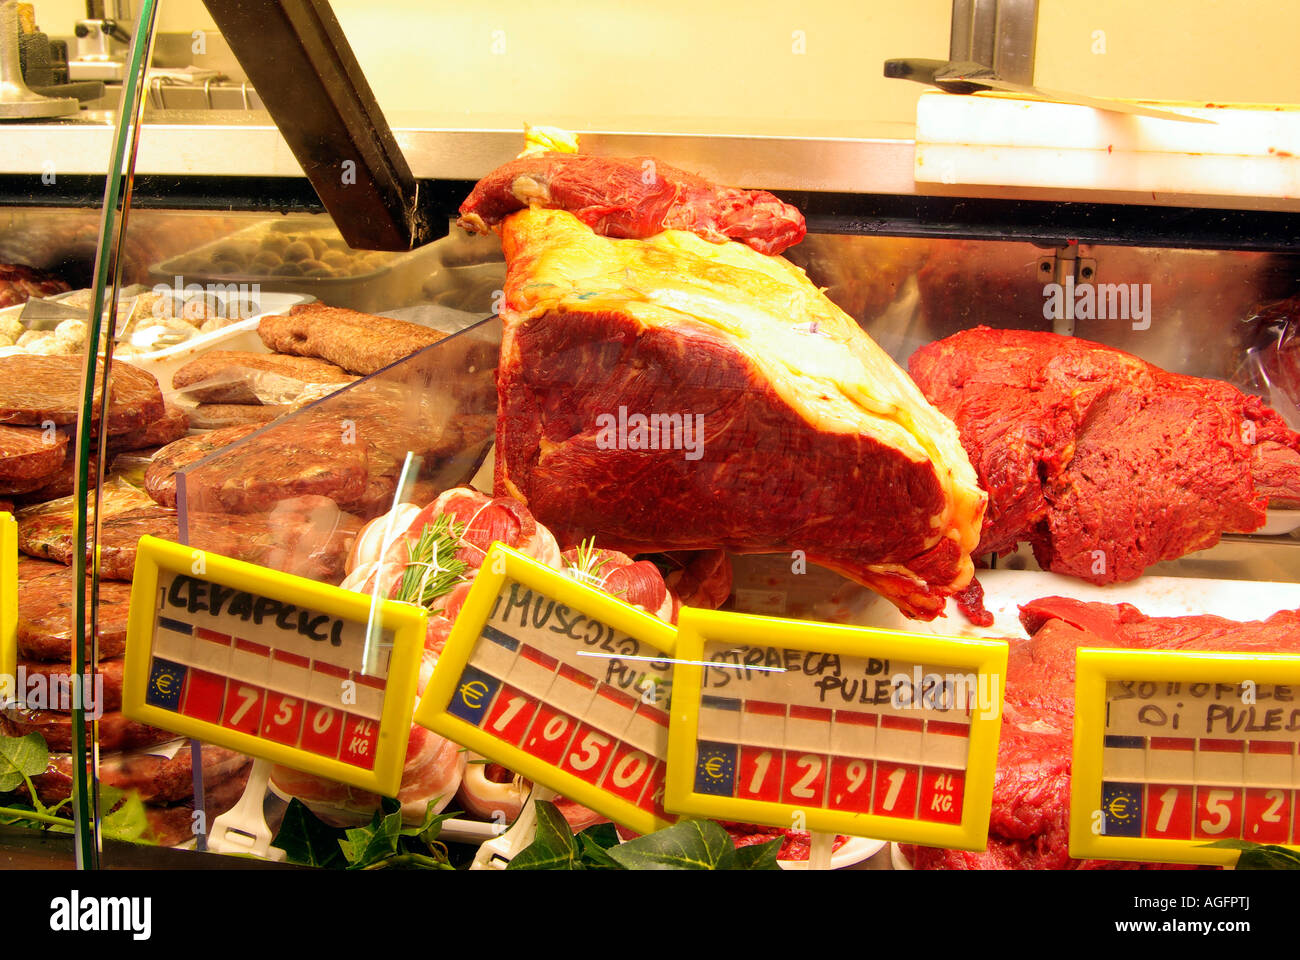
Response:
[200,0,442,251]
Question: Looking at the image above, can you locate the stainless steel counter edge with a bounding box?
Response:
[4,113,1300,212]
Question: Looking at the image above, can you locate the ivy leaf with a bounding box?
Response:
[398,799,456,847]
[99,785,149,843]
[0,733,49,793]
[1204,839,1300,870]
[733,837,783,871]
[505,800,581,870]
[577,823,624,870]
[607,819,739,871]
[272,798,347,869]
[339,798,404,869]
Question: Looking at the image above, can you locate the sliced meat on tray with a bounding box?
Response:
[0,424,67,481]
[0,355,164,435]
[172,350,358,404]
[258,303,446,375]
[17,566,132,660]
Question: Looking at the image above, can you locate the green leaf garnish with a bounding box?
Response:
[606,818,739,871]
[272,798,348,869]
[733,837,783,870]
[505,800,581,870]
[99,784,149,843]
[272,796,454,870]
[0,733,49,793]
[394,516,469,609]
[1204,839,1300,870]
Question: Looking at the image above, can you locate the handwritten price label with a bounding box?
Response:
[665,607,1006,850]
[122,536,425,796]
[414,544,678,835]
[1071,647,1300,866]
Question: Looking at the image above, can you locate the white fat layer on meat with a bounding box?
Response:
[502,209,986,576]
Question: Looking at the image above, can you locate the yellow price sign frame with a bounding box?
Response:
[666,607,1007,850]
[0,513,16,704]
[1071,647,1300,866]
[415,543,679,836]
[123,536,426,796]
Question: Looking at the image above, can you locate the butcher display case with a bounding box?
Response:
[1,0,1299,881]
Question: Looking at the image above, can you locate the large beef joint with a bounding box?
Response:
[457,153,806,256]
[904,597,1300,869]
[491,208,985,619]
[910,327,1300,583]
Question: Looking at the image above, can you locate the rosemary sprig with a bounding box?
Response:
[568,536,614,583]
[394,515,469,609]
[565,537,628,598]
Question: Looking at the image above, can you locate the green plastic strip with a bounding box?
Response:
[70,0,159,870]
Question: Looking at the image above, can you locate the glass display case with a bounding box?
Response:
[1,0,1298,881]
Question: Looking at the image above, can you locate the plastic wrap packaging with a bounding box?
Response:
[1235,293,1300,430]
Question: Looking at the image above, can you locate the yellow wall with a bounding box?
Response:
[32,0,1300,134]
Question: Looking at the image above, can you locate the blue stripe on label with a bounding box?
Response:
[159,617,192,635]
[701,695,741,712]
[481,624,519,651]
[1103,735,1145,749]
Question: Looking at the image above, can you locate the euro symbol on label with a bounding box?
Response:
[703,756,725,780]
[1106,795,1132,821]
[459,680,489,709]
[155,674,174,695]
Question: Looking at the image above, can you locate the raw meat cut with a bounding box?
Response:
[258,303,445,375]
[457,153,806,256]
[187,403,289,430]
[144,423,262,507]
[904,596,1300,870]
[0,263,69,307]
[106,403,190,450]
[157,416,369,514]
[0,424,67,481]
[31,742,247,806]
[187,497,363,585]
[659,550,732,614]
[0,356,164,435]
[16,656,124,712]
[909,327,1300,583]
[560,546,673,621]
[171,350,357,404]
[341,487,562,605]
[17,566,132,661]
[0,707,173,753]
[492,208,985,619]
[269,701,465,826]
